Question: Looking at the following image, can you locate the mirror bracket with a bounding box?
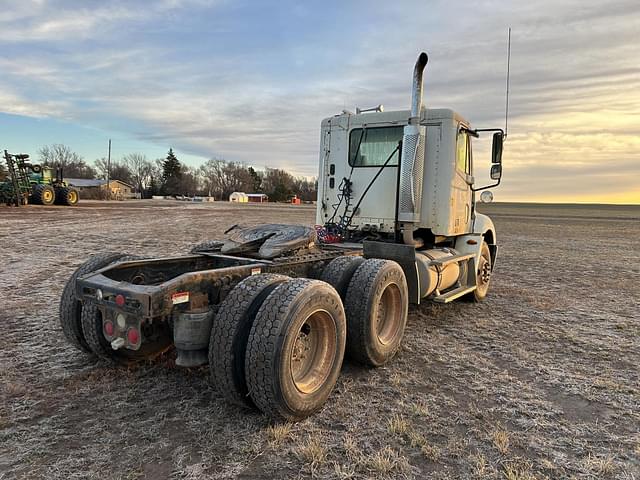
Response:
[470,127,505,192]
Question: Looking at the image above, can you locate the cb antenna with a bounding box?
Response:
[504,27,511,138]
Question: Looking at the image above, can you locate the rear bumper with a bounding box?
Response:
[76,261,267,319]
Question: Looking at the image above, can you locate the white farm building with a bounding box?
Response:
[229,192,248,203]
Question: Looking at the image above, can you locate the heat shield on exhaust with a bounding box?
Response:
[398,124,426,223]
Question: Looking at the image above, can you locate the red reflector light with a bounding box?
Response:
[104,321,114,337]
[127,328,139,345]
[115,294,125,307]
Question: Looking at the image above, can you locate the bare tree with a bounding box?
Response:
[294,177,318,202]
[94,157,131,184]
[262,168,295,201]
[179,166,200,196]
[123,153,153,194]
[200,159,227,198]
[38,144,96,178]
[199,159,254,199]
[94,157,109,179]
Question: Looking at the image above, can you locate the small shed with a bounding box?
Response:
[105,180,135,199]
[289,195,301,205]
[247,193,268,203]
[229,192,248,203]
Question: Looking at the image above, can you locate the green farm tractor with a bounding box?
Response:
[0,150,79,206]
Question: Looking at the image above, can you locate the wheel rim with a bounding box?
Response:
[376,283,403,345]
[290,309,336,395]
[43,189,53,203]
[477,252,491,293]
[68,191,77,203]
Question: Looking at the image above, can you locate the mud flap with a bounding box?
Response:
[363,240,420,305]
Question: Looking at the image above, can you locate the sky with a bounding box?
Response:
[1,0,638,203]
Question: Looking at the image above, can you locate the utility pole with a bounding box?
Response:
[107,139,111,200]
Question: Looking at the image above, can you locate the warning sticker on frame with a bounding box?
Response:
[251,267,261,276]
[171,292,190,304]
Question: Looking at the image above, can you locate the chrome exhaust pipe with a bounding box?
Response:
[399,52,428,244]
[410,52,428,120]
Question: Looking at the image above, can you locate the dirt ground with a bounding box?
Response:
[1,200,638,479]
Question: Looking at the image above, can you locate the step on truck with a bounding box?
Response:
[60,52,504,421]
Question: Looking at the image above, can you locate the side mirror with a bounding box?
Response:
[490,164,502,180]
[491,132,503,164]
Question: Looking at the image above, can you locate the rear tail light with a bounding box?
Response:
[127,328,140,345]
[104,321,114,337]
[115,294,125,307]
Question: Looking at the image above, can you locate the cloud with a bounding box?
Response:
[0,0,638,201]
[0,0,221,41]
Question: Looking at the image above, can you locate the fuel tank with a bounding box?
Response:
[415,248,466,298]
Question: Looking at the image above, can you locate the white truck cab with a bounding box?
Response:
[316,108,482,237]
[315,52,504,304]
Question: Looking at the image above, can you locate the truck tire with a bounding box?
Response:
[56,187,79,206]
[59,252,128,353]
[467,242,492,302]
[209,274,289,407]
[344,259,408,367]
[81,301,113,360]
[31,184,56,205]
[245,279,346,421]
[320,255,365,299]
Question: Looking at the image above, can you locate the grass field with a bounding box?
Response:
[1,200,638,479]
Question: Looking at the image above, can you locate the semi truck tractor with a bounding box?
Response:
[59,52,504,421]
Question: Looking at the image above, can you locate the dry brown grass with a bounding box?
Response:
[389,372,404,387]
[363,446,410,477]
[583,453,616,476]
[408,399,430,416]
[387,414,410,435]
[492,427,511,455]
[265,422,293,447]
[502,460,535,480]
[470,452,489,477]
[343,434,361,462]
[297,436,327,467]
[1,201,639,479]
[333,462,357,479]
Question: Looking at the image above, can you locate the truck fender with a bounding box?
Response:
[454,213,498,271]
[473,213,497,246]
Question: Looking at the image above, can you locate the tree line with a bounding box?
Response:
[27,144,317,201]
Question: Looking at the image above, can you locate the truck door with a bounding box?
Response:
[453,127,473,234]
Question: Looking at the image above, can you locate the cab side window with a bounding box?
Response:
[456,129,472,175]
[349,126,403,167]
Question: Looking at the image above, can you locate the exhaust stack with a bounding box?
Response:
[398,52,428,244]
